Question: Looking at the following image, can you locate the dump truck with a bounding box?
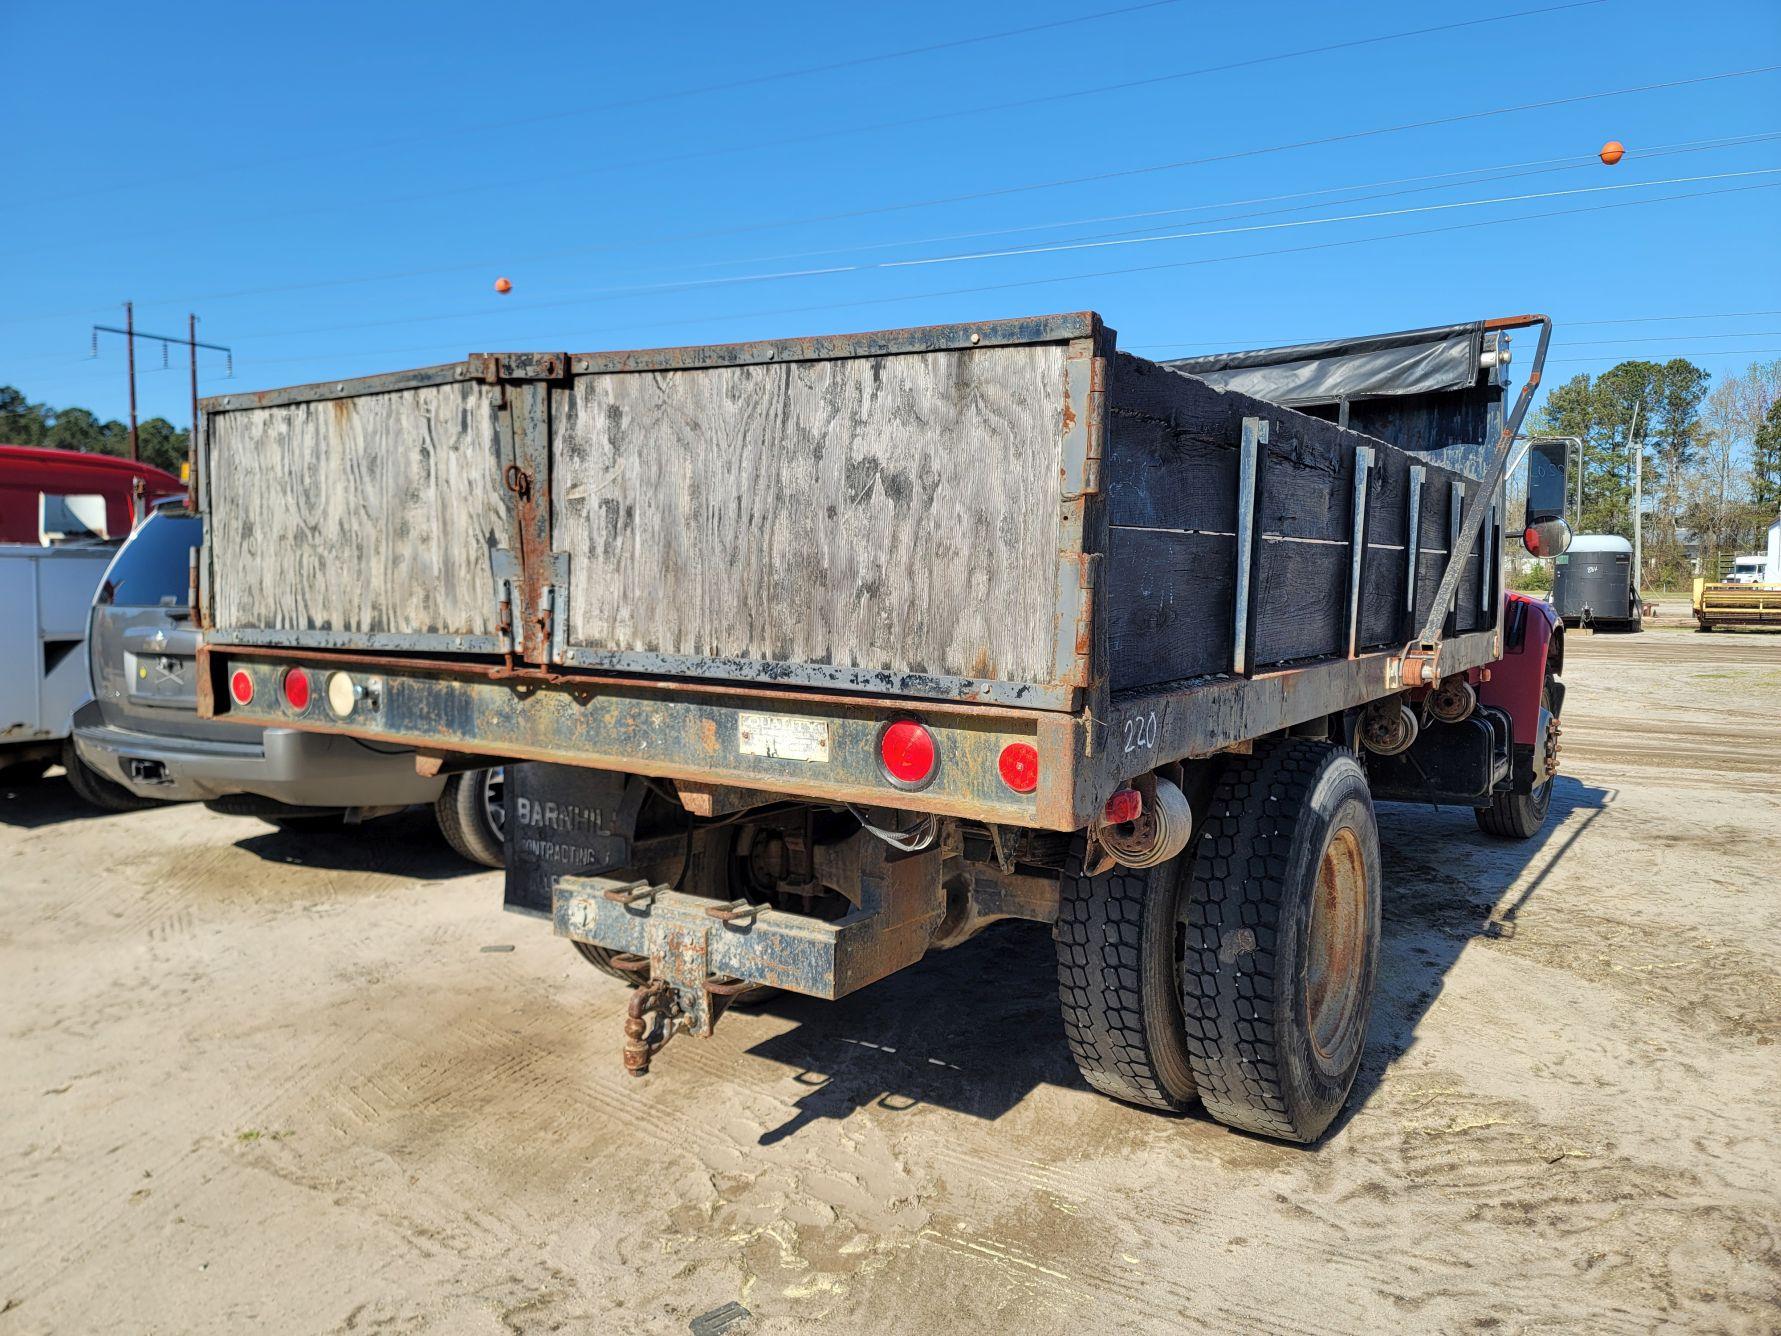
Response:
[191,311,1571,1144]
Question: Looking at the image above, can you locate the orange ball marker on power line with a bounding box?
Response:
[1599,141,1625,165]
[494,276,513,294]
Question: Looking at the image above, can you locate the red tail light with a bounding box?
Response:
[1103,788,1143,824]
[879,719,937,787]
[282,668,311,711]
[998,742,1039,793]
[229,670,254,706]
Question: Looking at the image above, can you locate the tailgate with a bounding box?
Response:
[200,314,1101,710]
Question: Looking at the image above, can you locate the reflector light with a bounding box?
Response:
[879,719,937,787]
[282,668,311,711]
[327,671,357,718]
[1103,788,1143,825]
[998,742,1040,793]
[229,670,254,706]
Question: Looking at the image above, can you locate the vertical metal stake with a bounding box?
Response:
[1481,501,1496,612]
[1232,417,1267,675]
[1448,481,1465,617]
[1346,447,1375,658]
[1405,465,1425,615]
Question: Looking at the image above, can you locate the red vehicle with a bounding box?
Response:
[0,445,183,547]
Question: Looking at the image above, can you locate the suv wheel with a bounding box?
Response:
[436,767,505,868]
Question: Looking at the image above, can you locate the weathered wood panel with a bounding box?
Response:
[552,344,1070,686]
[1106,528,1234,689]
[208,382,509,638]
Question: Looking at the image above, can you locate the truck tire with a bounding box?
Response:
[435,768,505,869]
[1475,682,1557,841]
[572,941,643,984]
[1181,739,1380,1143]
[1474,783,1552,839]
[1053,838,1199,1113]
[60,741,162,813]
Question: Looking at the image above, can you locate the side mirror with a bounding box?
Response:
[1523,437,1573,557]
[1523,516,1572,559]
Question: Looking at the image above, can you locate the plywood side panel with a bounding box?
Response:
[208,382,508,637]
[552,344,1069,686]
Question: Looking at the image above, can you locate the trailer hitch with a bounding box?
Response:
[620,973,753,1077]
[622,980,680,1076]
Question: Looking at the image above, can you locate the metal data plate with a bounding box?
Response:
[737,712,831,762]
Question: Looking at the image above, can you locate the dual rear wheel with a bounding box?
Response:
[1055,739,1381,1143]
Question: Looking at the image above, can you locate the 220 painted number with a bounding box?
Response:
[1122,711,1159,755]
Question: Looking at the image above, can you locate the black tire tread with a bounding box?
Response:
[1053,843,1195,1113]
[61,741,162,812]
[435,771,504,868]
[1474,785,1549,839]
[572,941,646,985]
[1181,740,1371,1143]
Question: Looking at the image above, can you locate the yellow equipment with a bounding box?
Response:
[1693,578,1781,630]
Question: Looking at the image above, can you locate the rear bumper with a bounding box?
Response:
[199,628,1508,831]
[71,700,445,806]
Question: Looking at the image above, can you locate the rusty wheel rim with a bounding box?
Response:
[1306,825,1367,1066]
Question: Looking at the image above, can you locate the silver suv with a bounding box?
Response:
[71,508,505,864]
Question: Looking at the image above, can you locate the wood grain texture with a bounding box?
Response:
[1106,528,1234,690]
[208,382,509,637]
[552,343,1069,685]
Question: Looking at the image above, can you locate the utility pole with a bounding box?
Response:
[1627,400,1643,591]
[125,302,138,460]
[91,310,233,465]
[1574,432,1584,523]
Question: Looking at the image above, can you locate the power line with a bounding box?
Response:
[2,2,1640,265]
[220,166,1781,344]
[1557,329,1781,346]
[97,174,1781,381]
[8,61,1771,328]
[18,126,1772,331]
[1129,309,1781,353]
[1566,308,1781,327]
[1548,347,1781,363]
[35,0,1194,207]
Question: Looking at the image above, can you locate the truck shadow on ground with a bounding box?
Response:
[739,773,1614,1148]
[0,770,136,829]
[230,808,484,882]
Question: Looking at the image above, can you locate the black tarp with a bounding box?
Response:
[1163,322,1485,407]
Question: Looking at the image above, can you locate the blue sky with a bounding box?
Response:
[3,0,1778,428]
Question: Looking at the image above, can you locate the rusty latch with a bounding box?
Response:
[601,880,658,907]
[504,463,533,500]
[703,899,762,925]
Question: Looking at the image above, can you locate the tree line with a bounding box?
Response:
[1528,356,1780,586]
[0,385,190,475]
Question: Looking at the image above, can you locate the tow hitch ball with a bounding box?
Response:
[619,973,752,1077]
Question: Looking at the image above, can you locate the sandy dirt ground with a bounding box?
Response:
[3,628,1778,1334]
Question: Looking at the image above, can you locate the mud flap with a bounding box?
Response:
[502,763,641,915]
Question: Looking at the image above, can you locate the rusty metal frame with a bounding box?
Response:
[200,617,1499,832]
[200,642,1064,827]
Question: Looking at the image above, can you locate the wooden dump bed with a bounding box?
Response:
[197,313,1508,717]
